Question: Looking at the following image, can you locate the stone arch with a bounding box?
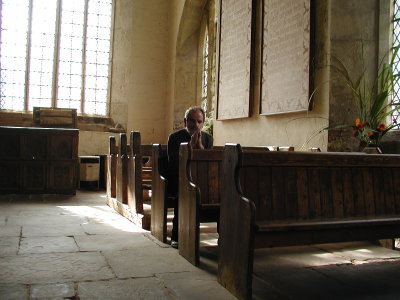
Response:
[172,0,208,130]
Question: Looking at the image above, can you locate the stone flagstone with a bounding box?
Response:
[78,278,171,300]
[0,252,115,284]
[19,236,79,254]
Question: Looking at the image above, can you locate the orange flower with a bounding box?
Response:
[377,123,386,132]
[355,118,362,128]
[365,131,373,137]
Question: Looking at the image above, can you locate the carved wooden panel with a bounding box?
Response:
[0,126,78,194]
[0,134,20,158]
[261,0,311,115]
[50,135,74,159]
[0,163,20,191]
[21,134,47,159]
[48,163,76,191]
[23,163,46,191]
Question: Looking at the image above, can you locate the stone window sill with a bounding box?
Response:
[0,111,122,133]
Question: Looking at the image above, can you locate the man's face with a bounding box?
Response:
[184,110,204,135]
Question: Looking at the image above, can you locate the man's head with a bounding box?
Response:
[184,106,205,135]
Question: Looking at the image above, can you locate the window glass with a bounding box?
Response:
[0,0,113,116]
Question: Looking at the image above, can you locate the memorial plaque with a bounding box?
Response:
[261,0,311,115]
[217,0,253,120]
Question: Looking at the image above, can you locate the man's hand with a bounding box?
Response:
[190,130,204,149]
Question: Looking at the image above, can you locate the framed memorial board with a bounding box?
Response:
[216,0,254,120]
[261,0,311,115]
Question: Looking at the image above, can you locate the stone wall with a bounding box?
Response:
[327,0,381,152]
[212,0,330,150]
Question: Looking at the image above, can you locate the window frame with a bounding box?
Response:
[0,0,115,117]
[392,0,400,123]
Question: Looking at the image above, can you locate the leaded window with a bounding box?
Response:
[0,0,113,116]
[392,0,400,122]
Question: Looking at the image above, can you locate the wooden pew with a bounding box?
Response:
[178,143,280,266]
[106,131,156,229]
[127,131,152,229]
[140,143,154,202]
[150,142,294,246]
[116,133,129,205]
[151,143,169,242]
[218,144,400,300]
[106,136,118,200]
[178,144,223,266]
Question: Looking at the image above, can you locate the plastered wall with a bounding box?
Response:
[328,0,382,151]
[212,0,385,151]
[110,0,173,145]
[213,1,330,150]
[79,0,387,154]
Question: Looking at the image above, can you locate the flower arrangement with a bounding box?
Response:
[324,45,400,148]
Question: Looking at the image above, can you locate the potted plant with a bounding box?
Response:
[324,45,400,151]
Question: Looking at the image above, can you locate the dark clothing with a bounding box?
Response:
[167,128,213,242]
[167,128,213,197]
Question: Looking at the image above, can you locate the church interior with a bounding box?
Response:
[1,0,400,299]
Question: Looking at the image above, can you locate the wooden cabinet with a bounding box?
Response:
[0,126,79,194]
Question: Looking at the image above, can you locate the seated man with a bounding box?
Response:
[167,106,213,248]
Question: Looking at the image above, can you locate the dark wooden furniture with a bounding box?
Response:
[218,144,400,300]
[150,142,291,246]
[178,144,278,266]
[178,143,223,266]
[150,143,169,242]
[116,133,129,205]
[0,126,79,195]
[33,107,77,128]
[106,131,158,229]
[106,136,118,200]
[128,131,152,229]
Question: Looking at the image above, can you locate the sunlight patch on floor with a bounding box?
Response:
[58,205,145,233]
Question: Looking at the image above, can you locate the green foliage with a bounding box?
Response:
[323,45,400,145]
[203,112,214,135]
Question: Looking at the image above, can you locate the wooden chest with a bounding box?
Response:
[0,126,79,195]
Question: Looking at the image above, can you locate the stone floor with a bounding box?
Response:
[0,190,400,300]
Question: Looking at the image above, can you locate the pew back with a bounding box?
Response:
[116,133,129,205]
[106,136,118,199]
[106,131,157,230]
[179,144,277,265]
[218,144,400,300]
[178,144,223,265]
[239,149,400,223]
[151,143,169,242]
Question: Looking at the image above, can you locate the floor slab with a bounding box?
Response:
[0,236,20,256]
[103,246,197,278]
[1,190,400,300]
[0,252,115,284]
[30,282,75,299]
[0,284,29,300]
[78,278,171,300]
[0,225,20,237]
[22,224,86,237]
[75,232,154,252]
[19,236,79,254]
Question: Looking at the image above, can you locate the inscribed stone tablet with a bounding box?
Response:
[217,0,253,120]
[261,0,311,115]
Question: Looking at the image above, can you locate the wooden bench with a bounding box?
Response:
[178,143,224,266]
[178,143,286,266]
[150,143,169,242]
[150,143,294,247]
[106,136,118,200]
[218,144,400,300]
[106,131,154,229]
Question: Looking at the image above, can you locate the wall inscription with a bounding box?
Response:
[217,0,253,120]
[261,0,310,115]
